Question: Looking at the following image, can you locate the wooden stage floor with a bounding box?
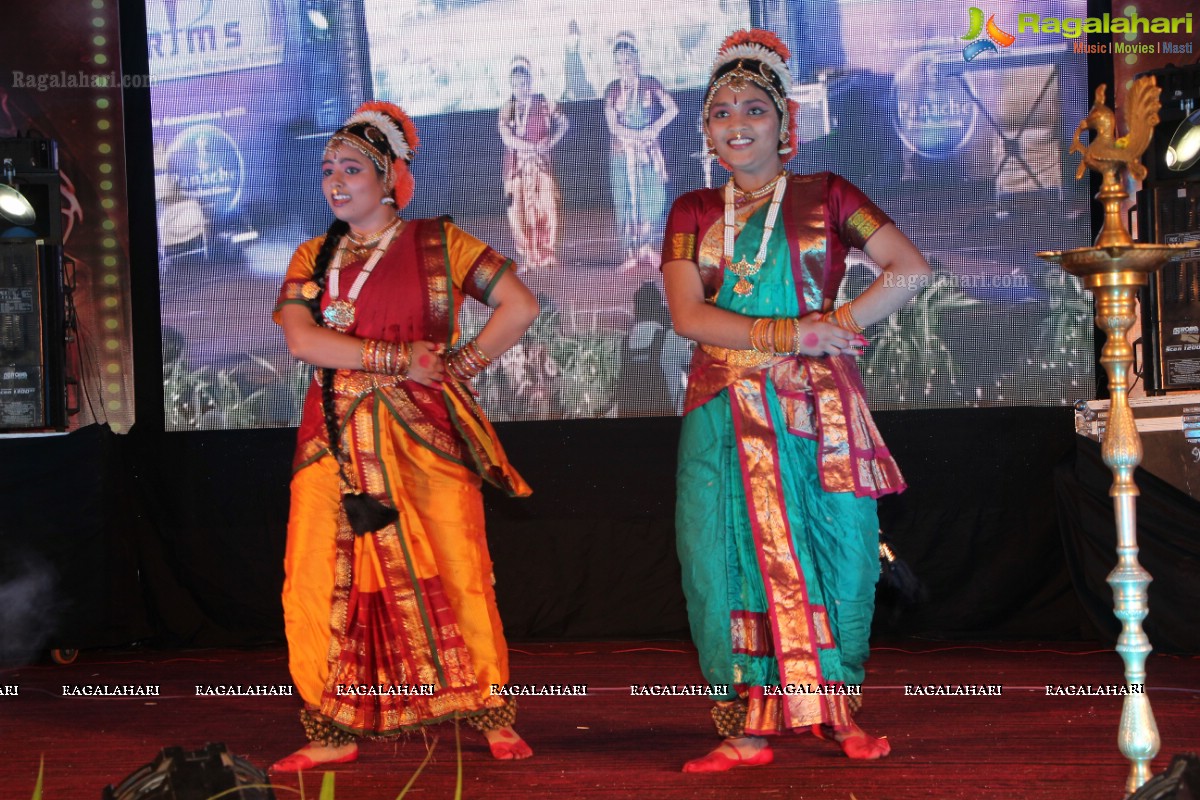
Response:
[2,640,1197,799]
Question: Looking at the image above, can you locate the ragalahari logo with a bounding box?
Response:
[961,7,1015,61]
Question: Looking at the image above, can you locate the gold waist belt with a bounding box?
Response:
[699,343,780,367]
[329,369,406,397]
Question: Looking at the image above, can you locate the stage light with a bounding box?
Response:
[305,8,330,31]
[303,0,333,38]
[1164,105,1200,172]
[102,743,274,800]
[0,158,37,228]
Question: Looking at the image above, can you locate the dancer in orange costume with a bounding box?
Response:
[272,100,538,772]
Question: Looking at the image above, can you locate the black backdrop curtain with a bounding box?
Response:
[12,405,1193,660]
[1055,436,1200,654]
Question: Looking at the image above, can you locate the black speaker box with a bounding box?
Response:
[0,239,66,430]
[1136,64,1200,393]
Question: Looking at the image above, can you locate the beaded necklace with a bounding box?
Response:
[724,174,787,296]
[323,220,403,331]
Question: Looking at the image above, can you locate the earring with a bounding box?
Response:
[704,136,715,156]
[778,128,792,155]
[381,196,396,206]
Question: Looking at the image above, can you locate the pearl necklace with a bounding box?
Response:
[324,221,403,331]
[724,174,787,296]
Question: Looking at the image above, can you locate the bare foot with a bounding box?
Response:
[682,736,773,772]
[269,742,358,773]
[811,721,890,760]
[483,725,533,760]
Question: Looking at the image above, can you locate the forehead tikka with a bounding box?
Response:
[323,132,393,186]
[703,59,787,122]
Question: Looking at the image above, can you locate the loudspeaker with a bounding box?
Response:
[0,240,66,430]
[1129,753,1200,800]
[102,743,274,800]
[1137,64,1200,394]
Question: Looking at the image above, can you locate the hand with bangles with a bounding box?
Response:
[746,313,868,358]
[794,311,868,358]
[407,340,445,386]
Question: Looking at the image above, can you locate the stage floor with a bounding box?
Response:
[2,640,1197,799]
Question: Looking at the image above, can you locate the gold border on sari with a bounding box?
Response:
[663,232,696,262]
[729,375,830,727]
[463,248,512,304]
[842,205,889,250]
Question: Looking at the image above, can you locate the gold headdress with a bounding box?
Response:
[704,30,797,159]
[325,101,421,209]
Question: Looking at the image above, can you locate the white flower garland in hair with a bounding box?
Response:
[713,43,792,94]
[343,109,411,162]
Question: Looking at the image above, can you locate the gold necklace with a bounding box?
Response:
[345,217,402,259]
[732,171,786,203]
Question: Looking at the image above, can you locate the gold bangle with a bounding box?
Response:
[833,303,865,334]
[361,338,411,377]
[395,341,411,378]
[774,317,792,354]
[749,317,773,354]
[446,339,493,381]
[360,338,378,372]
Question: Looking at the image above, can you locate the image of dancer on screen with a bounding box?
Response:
[660,30,931,772]
[271,101,539,772]
[499,56,568,272]
[604,31,678,271]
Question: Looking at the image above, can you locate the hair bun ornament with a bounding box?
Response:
[713,29,792,94]
[345,100,421,163]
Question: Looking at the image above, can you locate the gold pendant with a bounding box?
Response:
[323,299,356,330]
[729,257,760,296]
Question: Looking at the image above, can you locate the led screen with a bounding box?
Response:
[148,0,1093,429]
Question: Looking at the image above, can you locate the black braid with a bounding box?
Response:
[307,219,349,323]
[308,219,356,486]
[305,217,400,535]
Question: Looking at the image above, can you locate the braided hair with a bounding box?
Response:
[308,101,420,534]
[304,218,351,471]
[304,217,400,535]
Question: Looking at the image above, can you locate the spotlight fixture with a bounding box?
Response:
[0,158,36,227]
[1165,102,1200,172]
[303,0,333,38]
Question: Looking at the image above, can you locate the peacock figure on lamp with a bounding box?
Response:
[1040,74,1196,795]
[1068,79,1160,248]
